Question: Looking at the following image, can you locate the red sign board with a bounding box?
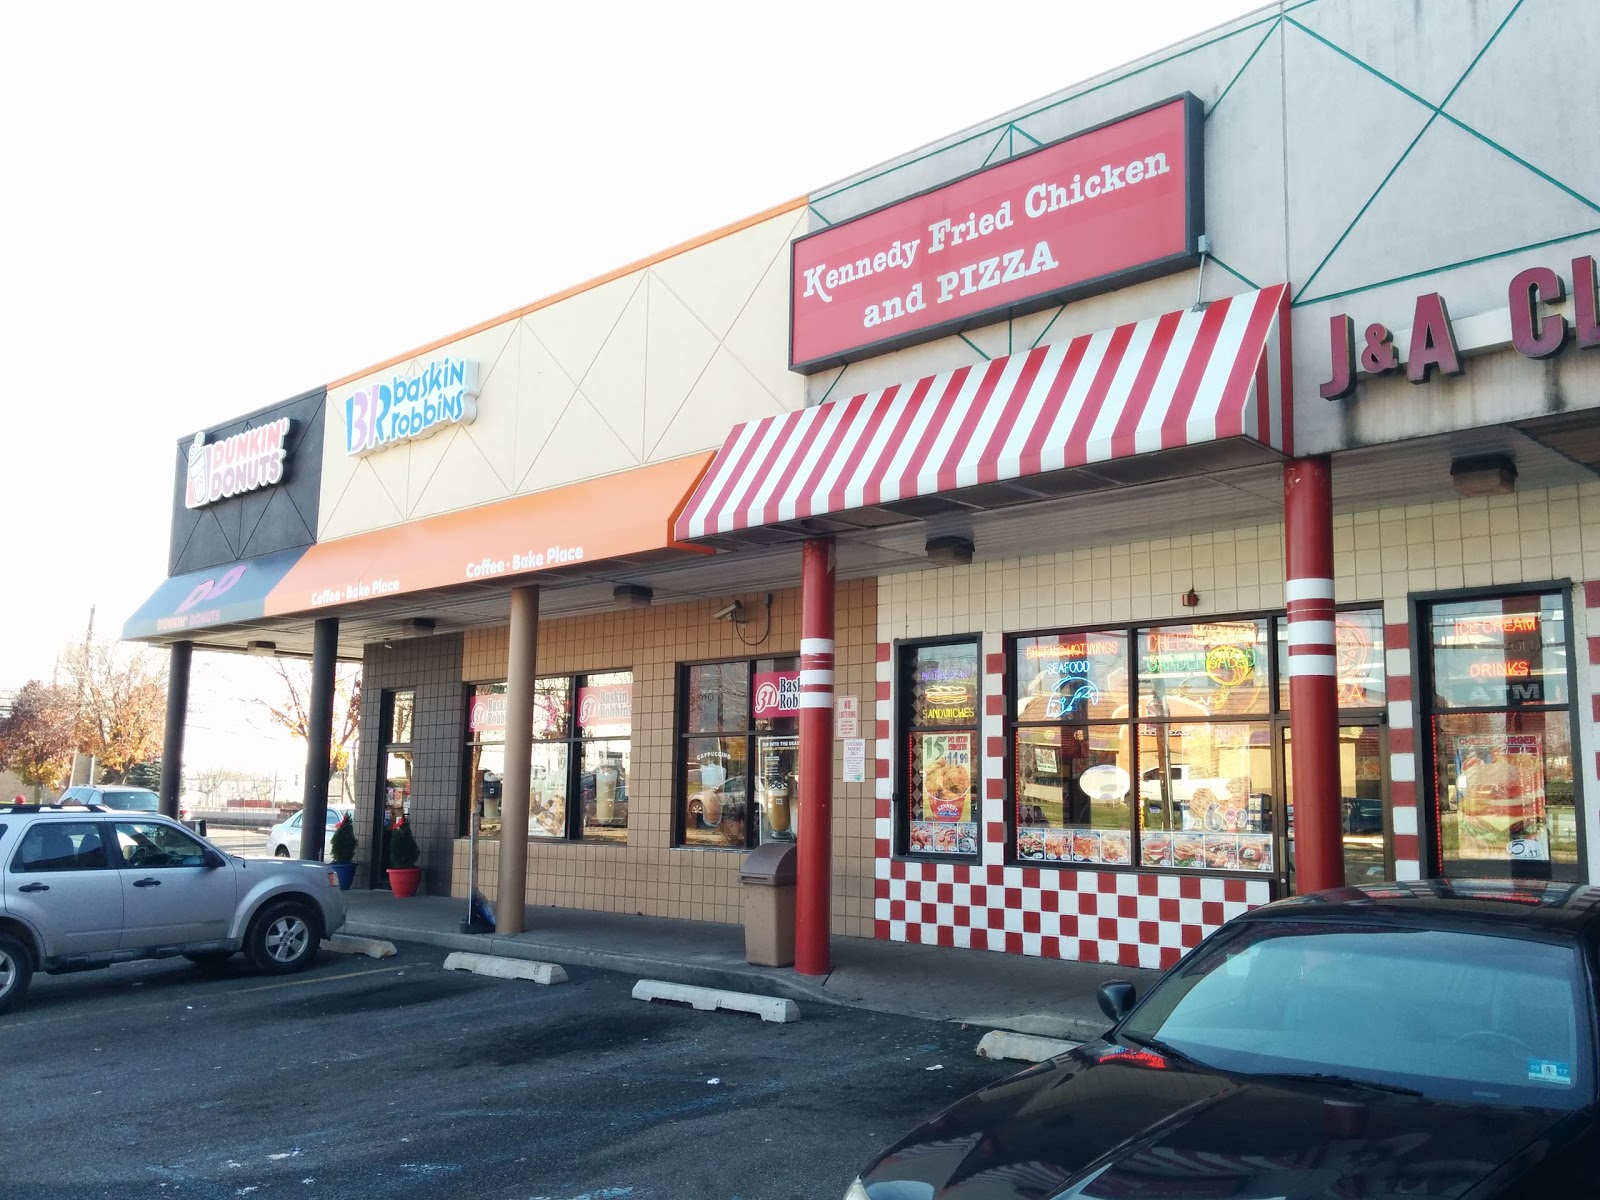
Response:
[790,95,1203,372]
[752,671,800,718]
[577,683,633,732]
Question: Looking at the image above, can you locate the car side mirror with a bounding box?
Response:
[1097,981,1138,1022]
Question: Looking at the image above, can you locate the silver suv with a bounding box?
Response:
[0,805,347,1013]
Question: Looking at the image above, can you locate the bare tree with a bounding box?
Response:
[256,660,362,800]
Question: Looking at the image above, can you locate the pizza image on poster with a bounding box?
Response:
[1454,733,1548,861]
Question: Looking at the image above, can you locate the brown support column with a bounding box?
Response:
[158,641,192,819]
[496,586,539,934]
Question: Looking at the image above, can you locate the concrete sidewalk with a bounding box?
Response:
[340,890,1158,1042]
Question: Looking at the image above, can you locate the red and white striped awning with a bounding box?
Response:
[675,284,1291,541]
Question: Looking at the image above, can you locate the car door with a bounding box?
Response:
[113,821,236,947]
[5,819,123,955]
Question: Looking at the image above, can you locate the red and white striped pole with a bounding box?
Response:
[796,537,836,976]
[1284,456,1344,894]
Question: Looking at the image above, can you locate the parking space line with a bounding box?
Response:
[235,966,410,994]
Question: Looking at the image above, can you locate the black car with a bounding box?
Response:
[846,880,1600,1199]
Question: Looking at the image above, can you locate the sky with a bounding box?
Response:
[0,0,1262,768]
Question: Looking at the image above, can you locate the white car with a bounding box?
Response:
[268,806,353,859]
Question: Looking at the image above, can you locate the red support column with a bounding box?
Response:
[796,538,836,976]
[1284,456,1344,894]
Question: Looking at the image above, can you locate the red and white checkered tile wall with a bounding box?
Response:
[872,639,1271,971]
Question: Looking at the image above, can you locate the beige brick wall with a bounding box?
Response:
[454,578,879,935]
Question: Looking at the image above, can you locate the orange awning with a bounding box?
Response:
[263,453,713,617]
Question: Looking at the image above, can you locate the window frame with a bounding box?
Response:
[1411,581,1585,883]
[1004,605,1387,879]
[460,669,635,844]
[672,655,801,851]
[893,634,984,861]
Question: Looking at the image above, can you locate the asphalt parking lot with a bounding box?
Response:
[5,936,1016,1199]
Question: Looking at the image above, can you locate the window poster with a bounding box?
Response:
[1453,733,1549,860]
[908,731,976,855]
[1138,620,1270,717]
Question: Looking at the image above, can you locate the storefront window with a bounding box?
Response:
[1013,632,1132,866]
[1276,608,1387,710]
[1137,721,1274,872]
[461,671,632,843]
[374,688,415,888]
[678,658,799,850]
[899,638,980,857]
[1139,620,1271,717]
[1423,592,1579,878]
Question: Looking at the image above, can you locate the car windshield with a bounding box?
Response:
[104,790,159,812]
[1118,920,1594,1110]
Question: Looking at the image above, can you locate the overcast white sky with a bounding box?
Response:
[0,0,1261,767]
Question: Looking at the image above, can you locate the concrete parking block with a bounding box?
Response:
[443,951,568,984]
[322,934,397,958]
[632,978,799,1023]
[976,1029,1078,1063]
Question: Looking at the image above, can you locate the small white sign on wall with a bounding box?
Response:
[842,738,867,783]
[835,695,860,739]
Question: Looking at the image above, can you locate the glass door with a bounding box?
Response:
[1282,722,1389,892]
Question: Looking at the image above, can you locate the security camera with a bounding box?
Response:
[712,601,745,622]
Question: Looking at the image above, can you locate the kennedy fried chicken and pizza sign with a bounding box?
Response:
[790,95,1204,372]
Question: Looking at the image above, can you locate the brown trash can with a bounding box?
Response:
[740,842,798,967]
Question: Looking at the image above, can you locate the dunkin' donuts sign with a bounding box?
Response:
[343,356,480,456]
[184,419,293,509]
[790,95,1203,371]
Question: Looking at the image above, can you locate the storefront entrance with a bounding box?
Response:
[1282,723,1389,892]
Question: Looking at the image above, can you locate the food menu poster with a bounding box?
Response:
[1139,830,1272,871]
[918,732,973,823]
[1454,733,1549,860]
[909,821,977,854]
[1017,827,1131,866]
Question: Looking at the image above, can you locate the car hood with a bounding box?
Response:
[858,1044,1569,1200]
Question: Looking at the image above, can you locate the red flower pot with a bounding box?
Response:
[387,867,422,897]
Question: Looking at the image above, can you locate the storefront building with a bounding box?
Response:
[130,0,1600,973]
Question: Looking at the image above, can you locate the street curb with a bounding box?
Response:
[343,918,842,1008]
[976,1030,1078,1063]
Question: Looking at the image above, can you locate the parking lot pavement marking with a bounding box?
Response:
[631,978,800,1023]
[442,951,568,984]
[235,966,404,994]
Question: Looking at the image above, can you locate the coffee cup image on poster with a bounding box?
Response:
[919,733,973,822]
[1454,733,1548,860]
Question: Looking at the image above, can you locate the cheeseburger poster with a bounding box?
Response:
[1454,733,1548,860]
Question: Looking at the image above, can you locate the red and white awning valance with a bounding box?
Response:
[675,284,1291,541]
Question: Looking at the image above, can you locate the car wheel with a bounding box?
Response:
[245,900,320,974]
[274,846,290,858]
[0,932,35,1014]
[183,950,236,969]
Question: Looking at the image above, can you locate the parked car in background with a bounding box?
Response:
[58,785,191,822]
[268,806,354,859]
[845,879,1600,1200]
[0,805,346,1013]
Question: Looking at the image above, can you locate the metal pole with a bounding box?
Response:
[497,586,540,935]
[796,538,836,976]
[1284,456,1344,893]
[159,641,192,819]
[300,618,338,861]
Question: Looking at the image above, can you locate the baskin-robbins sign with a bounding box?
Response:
[752,671,800,718]
[184,418,292,509]
[342,356,480,455]
[790,95,1203,372]
[1319,253,1600,398]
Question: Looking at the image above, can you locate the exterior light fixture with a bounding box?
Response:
[1181,589,1200,608]
[245,640,277,656]
[613,584,653,607]
[1450,454,1517,497]
[925,536,975,566]
[403,618,437,634]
